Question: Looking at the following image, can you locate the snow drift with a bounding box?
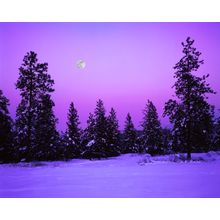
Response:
[0,152,220,198]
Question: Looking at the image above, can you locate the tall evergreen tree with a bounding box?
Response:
[15,51,54,161]
[81,113,97,158]
[93,99,108,158]
[161,128,172,154]
[106,108,120,155]
[164,37,215,160]
[123,113,138,153]
[64,102,81,158]
[0,90,14,163]
[141,100,162,155]
[82,113,96,146]
[34,94,60,161]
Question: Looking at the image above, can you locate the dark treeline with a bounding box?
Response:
[1,37,220,163]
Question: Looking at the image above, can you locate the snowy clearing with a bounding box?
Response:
[1,152,220,198]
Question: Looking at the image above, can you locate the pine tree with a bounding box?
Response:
[15,51,54,161]
[106,108,120,156]
[64,102,81,158]
[161,128,172,154]
[34,94,60,161]
[81,113,98,159]
[82,113,96,147]
[123,113,138,153]
[163,37,215,160]
[141,100,162,155]
[93,99,108,158]
[0,90,14,163]
[191,103,214,152]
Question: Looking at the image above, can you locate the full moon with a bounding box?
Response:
[76,59,86,69]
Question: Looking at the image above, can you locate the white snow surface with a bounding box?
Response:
[0,152,220,198]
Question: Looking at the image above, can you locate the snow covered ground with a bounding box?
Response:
[0,152,220,198]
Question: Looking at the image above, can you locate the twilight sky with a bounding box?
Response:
[0,23,220,131]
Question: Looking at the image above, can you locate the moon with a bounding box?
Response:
[76,59,86,69]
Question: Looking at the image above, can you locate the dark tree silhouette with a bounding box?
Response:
[106,108,121,156]
[213,116,220,150]
[81,100,109,159]
[64,102,81,158]
[141,100,162,155]
[34,94,60,161]
[93,99,108,158]
[0,90,14,163]
[81,113,96,158]
[82,113,95,147]
[164,37,215,160]
[161,128,172,154]
[123,113,138,153]
[15,51,55,161]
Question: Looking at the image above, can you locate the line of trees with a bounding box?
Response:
[0,37,220,163]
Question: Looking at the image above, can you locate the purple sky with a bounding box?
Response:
[0,23,220,131]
